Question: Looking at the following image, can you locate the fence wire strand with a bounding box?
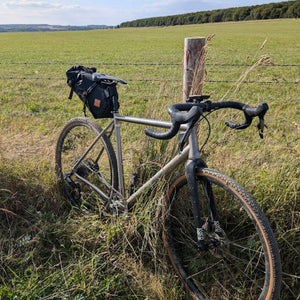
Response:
[0,77,298,84]
[0,61,299,67]
[0,61,299,110]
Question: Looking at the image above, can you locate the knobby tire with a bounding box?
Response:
[55,117,118,214]
[164,168,281,300]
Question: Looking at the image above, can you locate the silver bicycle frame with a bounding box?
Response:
[111,113,201,205]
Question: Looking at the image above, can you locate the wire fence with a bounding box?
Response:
[0,77,298,85]
[0,61,298,82]
[0,61,299,102]
[0,60,299,137]
[0,61,299,67]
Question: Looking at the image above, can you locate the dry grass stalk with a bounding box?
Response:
[0,207,39,230]
[0,207,17,216]
[260,37,268,50]
[221,55,272,101]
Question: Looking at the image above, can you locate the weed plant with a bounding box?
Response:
[0,20,299,299]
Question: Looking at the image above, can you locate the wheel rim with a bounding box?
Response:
[164,173,272,299]
[57,122,116,214]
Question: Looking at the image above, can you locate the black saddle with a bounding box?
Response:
[92,73,127,85]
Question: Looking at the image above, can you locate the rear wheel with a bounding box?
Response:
[55,118,118,214]
[164,168,281,300]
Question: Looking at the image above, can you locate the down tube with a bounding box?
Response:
[126,145,189,205]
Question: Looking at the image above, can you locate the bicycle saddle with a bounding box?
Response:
[92,72,127,84]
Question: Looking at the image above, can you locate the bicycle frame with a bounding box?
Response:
[69,111,207,213]
[72,95,269,208]
[111,112,211,240]
[113,112,192,205]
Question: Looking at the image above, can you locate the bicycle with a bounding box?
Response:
[55,68,282,299]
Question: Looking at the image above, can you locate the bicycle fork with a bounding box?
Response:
[185,159,223,251]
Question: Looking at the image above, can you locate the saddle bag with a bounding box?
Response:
[66,65,118,118]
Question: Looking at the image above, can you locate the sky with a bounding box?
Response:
[0,0,292,26]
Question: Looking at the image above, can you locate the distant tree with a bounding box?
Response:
[223,9,235,21]
[119,1,299,28]
[237,7,251,20]
[251,6,264,19]
[270,7,282,19]
[261,7,272,19]
[286,1,300,18]
[209,10,223,22]
[279,3,289,17]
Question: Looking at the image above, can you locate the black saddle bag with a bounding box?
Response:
[66,65,118,118]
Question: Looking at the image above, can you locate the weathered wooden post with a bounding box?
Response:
[183,37,206,102]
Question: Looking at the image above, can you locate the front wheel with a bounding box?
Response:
[164,168,281,300]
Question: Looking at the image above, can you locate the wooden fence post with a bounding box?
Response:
[183,37,206,102]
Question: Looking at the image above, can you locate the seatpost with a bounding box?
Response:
[112,94,119,113]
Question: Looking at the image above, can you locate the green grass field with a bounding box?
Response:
[0,19,299,299]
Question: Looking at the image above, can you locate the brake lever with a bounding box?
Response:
[257,116,267,139]
[256,104,269,139]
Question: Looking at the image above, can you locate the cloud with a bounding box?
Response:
[0,0,287,26]
[3,0,79,11]
[0,0,100,25]
[0,0,228,25]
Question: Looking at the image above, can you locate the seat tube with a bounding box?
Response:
[113,116,125,197]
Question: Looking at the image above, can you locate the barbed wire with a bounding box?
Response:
[0,89,299,102]
[0,61,298,86]
[0,77,298,84]
[0,61,298,105]
[1,61,298,134]
[1,95,299,119]
[0,61,299,67]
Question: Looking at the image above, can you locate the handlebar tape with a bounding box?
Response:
[144,122,181,140]
[145,101,269,139]
[169,105,203,124]
[144,105,202,140]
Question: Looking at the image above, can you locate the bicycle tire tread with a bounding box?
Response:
[55,117,118,210]
[164,168,281,300]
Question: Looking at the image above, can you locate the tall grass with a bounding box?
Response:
[1,19,299,299]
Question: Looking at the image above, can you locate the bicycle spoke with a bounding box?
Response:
[56,118,118,214]
[164,170,281,299]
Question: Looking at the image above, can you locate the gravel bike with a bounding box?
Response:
[55,70,282,299]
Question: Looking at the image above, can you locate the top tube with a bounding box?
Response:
[114,114,188,131]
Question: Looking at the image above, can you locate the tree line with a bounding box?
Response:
[119,1,300,28]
